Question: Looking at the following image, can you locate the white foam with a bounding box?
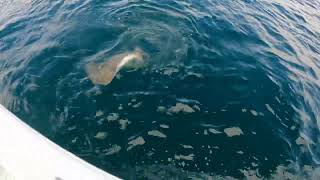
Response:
[148,130,167,138]
[95,110,104,117]
[204,130,208,135]
[163,67,179,75]
[119,119,130,130]
[265,104,275,115]
[181,144,193,149]
[208,128,222,134]
[104,145,121,156]
[236,151,244,155]
[127,136,145,151]
[160,124,169,129]
[107,113,119,122]
[250,110,258,116]
[174,154,194,161]
[168,103,195,114]
[295,137,307,145]
[224,127,244,137]
[187,72,203,78]
[132,102,142,108]
[94,132,107,140]
[157,106,166,113]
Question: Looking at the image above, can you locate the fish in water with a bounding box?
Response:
[86,48,145,85]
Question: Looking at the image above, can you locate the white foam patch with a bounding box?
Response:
[224,127,244,137]
[160,124,169,129]
[265,104,275,115]
[148,130,167,138]
[252,162,258,167]
[204,130,208,135]
[163,67,179,75]
[168,103,195,114]
[236,151,244,155]
[115,73,122,79]
[181,161,186,167]
[104,145,121,156]
[94,132,107,140]
[181,144,193,149]
[127,136,145,151]
[97,118,105,125]
[71,137,78,144]
[187,72,203,78]
[176,98,200,104]
[295,137,307,145]
[132,102,142,108]
[107,113,119,122]
[95,110,104,117]
[208,128,222,134]
[119,119,130,130]
[68,126,76,131]
[146,151,154,157]
[250,110,258,116]
[157,106,166,113]
[193,105,201,111]
[174,154,194,161]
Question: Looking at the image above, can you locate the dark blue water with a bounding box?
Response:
[1,0,320,179]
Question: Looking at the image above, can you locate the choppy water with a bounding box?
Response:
[1,0,320,179]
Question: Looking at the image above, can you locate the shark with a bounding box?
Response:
[85,48,145,86]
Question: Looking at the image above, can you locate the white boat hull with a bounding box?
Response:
[0,104,119,180]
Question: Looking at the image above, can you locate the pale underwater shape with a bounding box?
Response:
[86,48,145,86]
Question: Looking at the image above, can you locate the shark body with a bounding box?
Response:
[86,48,144,85]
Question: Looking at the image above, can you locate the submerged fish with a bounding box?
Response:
[86,48,145,85]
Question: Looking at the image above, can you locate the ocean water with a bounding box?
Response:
[1,0,320,179]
